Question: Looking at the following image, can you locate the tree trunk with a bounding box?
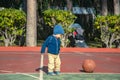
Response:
[22,0,27,13]
[26,0,37,46]
[113,0,120,15]
[66,0,72,11]
[61,33,69,47]
[101,0,108,16]
[4,39,9,47]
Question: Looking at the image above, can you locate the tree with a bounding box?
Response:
[101,0,108,16]
[0,0,23,9]
[43,9,76,47]
[66,0,72,11]
[94,15,120,48]
[113,0,120,15]
[0,8,26,46]
[26,0,37,46]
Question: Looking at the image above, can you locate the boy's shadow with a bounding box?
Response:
[35,66,48,74]
[80,69,85,72]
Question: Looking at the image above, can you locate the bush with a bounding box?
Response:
[0,8,26,46]
[43,9,76,47]
[94,15,120,48]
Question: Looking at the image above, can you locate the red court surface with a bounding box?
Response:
[0,47,120,74]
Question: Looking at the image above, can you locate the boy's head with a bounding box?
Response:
[53,24,64,38]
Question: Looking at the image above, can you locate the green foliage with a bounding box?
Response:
[0,8,26,46]
[43,9,76,32]
[0,8,26,35]
[94,15,120,32]
[43,9,77,47]
[94,15,120,48]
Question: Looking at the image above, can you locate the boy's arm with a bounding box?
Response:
[40,37,50,53]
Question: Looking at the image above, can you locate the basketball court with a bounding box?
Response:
[0,47,120,80]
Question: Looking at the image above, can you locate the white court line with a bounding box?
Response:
[16,73,39,79]
[0,70,39,79]
[0,70,13,73]
[61,52,93,56]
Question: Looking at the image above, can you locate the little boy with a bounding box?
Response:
[40,24,64,75]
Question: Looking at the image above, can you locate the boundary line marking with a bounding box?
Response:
[0,70,39,79]
[0,47,120,53]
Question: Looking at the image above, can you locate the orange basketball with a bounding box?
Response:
[82,59,96,73]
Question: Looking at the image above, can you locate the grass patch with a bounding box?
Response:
[0,73,120,80]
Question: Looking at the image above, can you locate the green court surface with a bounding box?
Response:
[0,73,120,80]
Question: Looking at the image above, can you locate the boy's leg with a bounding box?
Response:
[54,55,61,72]
[48,53,55,72]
